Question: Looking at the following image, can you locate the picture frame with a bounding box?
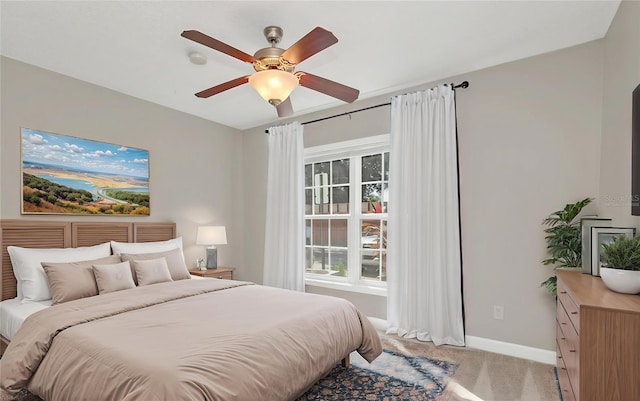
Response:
[590,227,636,276]
[580,217,612,274]
[21,128,150,215]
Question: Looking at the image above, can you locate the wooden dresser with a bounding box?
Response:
[556,270,640,401]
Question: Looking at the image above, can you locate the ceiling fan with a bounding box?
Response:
[181,26,359,117]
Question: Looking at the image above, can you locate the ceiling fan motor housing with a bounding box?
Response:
[253,26,295,72]
[252,47,294,72]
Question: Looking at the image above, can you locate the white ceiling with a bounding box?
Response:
[1,1,620,130]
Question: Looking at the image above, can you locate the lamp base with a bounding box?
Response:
[206,248,218,269]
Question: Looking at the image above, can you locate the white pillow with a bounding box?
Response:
[110,237,183,257]
[8,242,111,302]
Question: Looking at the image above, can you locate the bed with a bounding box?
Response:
[0,220,382,401]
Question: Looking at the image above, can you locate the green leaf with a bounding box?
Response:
[600,236,640,271]
[540,198,592,294]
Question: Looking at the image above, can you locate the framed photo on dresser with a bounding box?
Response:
[590,227,636,276]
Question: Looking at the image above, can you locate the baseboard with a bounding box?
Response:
[368,317,556,365]
[464,335,556,365]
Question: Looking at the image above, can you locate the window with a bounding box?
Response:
[304,135,389,294]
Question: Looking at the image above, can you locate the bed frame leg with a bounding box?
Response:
[341,355,350,368]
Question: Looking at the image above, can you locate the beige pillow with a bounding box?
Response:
[133,257,173,286]
[92,261,136,294]
[121,248,190,283]
[42,255,121,305]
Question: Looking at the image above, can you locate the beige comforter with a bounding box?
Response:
[0,279,381,401]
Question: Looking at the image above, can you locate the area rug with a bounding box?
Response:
[1,338,458,401]
[297,349,458,400]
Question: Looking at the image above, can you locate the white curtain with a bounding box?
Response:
[263,122,306,292]
[386,85,465,346]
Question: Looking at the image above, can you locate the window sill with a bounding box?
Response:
[305,277,387,297]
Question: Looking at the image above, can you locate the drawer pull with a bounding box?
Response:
[569,349,576,353]
[560,337,566,340]
[558,356,563,359]
[570,311,578,315]
[561,367,567,370]
[559,291,567,294]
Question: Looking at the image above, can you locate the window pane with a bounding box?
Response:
[306,247,330,273]
[362,154,382,182]
[314,186,329,208]
[305,164,312,187]
[361,250,380,280]
[380,220,387,250]
[332,186,349,214]
[312,220,328,246]
[330,219,348,247]
[383,152,390,181]
[381,183,389,213]
[305,189,313,214]
[361,219,381,251]
[305,220,311,245]
[362,251,386,282]
[305,247,312,270]
[314,161,330,177]
[362,183,382,213]
[332,159,350,184]
[329,249,348,277]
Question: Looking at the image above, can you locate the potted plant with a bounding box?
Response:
[541,198,592,293]
[599,236,640,294]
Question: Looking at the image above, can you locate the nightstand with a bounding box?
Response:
[189,267,235,280]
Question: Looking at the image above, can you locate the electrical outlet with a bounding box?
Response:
[493,305,504,320]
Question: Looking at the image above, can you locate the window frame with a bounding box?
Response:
[304,134,389,297]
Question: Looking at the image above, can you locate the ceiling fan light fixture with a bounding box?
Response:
[249,70,299,106]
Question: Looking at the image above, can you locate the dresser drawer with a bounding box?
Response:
[558,280,580,334]
[557,296,580,400]
[557,341,576,401]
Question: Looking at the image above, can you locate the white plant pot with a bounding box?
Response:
[599,268,640,294]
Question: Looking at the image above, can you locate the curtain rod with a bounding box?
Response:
[264,80,469,133]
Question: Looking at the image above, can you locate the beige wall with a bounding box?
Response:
[243,40,605,351]
[599,0,640,227]
[0,57,246,276]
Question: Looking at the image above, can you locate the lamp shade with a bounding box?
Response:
[196,226,227,246]
[248,70,299,105]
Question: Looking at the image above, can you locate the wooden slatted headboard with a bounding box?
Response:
[0,220,176,301]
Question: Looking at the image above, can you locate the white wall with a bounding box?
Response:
[242,39,605,351]
[0,57,246,276]
[599,0,640,227]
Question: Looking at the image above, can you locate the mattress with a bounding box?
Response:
[0,298,51,341]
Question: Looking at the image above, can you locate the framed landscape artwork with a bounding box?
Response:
[21,128,150,215]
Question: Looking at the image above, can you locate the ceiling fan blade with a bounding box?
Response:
[276,97,294,117]
[281,27,338,65]
[181,30,256,64]
[297,72,359,103]
[195,76,250,98]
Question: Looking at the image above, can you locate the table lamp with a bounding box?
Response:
[196,226,227,269]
